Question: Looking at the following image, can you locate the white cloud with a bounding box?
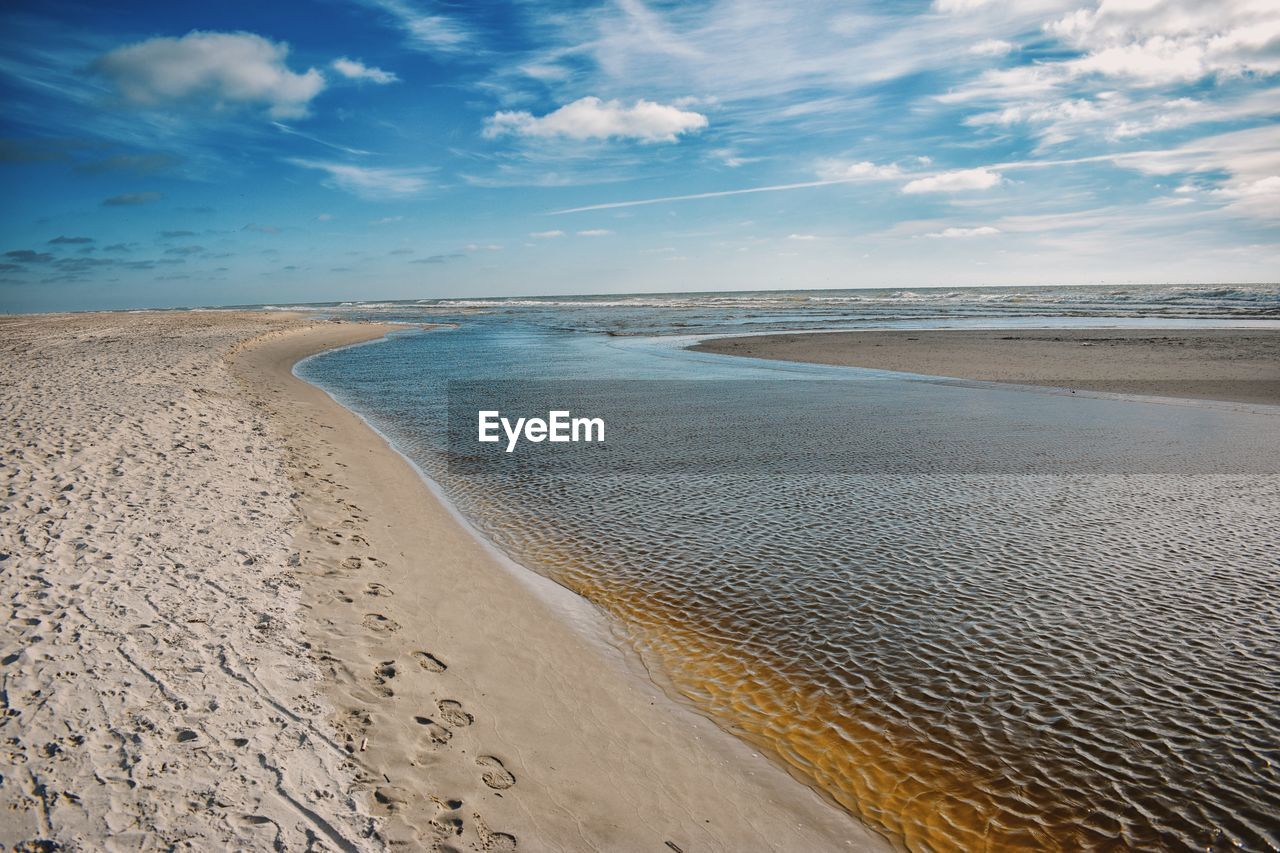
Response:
[967,87,1280,149]
[484,97,708,143]
[944,0,1280,148]
[902,167,1003,193]
[1209,175,1280,219]
[360,0,472,52]
[933,0,999,12]
[496,0,1066,118]
[371,216,404,225]
[1044,0,1280,83]
[926,225,1001,237]
[947,20,1280,194]
[1069,39,1211,85]
[464,243,503,251]
[1111,125,1280,220]
[94,31,325,119]
[286,158,428,198]
[330,57,398,84]
[530,230,565,238]
[577,229,614,236]
[316,212,333,221]
[518,63,572,82]
[968,39,1014,56]
[787,233,818,240]
[816,160,903,180]
[711,148,762,168]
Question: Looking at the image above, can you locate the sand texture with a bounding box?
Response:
[0,312,377,848]
[2,311,885,852]
[692,328,1280,405]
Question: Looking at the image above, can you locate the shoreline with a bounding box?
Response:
[690,327,1280,406]
[231,319,889,850]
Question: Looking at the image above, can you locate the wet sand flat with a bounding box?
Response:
[692,328,1280,405]
[0,310,885,851]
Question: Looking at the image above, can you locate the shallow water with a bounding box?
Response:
[297,287,1280,850]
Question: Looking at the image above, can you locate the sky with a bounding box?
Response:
[1,0,1278,312]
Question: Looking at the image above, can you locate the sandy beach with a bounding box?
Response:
[0,310,885,851]
[691,328,1280,405]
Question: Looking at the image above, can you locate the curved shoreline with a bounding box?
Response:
[234,320,889,851]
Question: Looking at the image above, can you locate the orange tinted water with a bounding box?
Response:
[464,473,1279,850]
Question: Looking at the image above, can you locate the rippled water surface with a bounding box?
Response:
[296,286,1280,850]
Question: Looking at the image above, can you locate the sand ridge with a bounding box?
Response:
[691,327,1280,405]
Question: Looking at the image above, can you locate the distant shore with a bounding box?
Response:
[691,327,1280,405]
[0,310,884,851]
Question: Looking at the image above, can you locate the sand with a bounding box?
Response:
[691,328,1280,405]
[0,311,373,848]
[1,310,886,851]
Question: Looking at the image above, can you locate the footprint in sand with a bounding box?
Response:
[474,812,518,851]
[476,756,515,790]
[362,613,400,633]
[427,798,465,840]
[373,786,410,813]
[372,661,397,697]
[413,715,453,745]
[413,651,447,673]
[335,709,372,753]
[341,556,362,570]
[437,700,473,728]
[363,582,393,597]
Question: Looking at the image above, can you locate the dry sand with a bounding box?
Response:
[1,311,373,849]
[692,328,1280,405]
[2,310,886,851]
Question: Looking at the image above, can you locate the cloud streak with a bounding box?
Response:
[926,225,1001,238]
[358,0,473,53]
[286,158,429,198]
[549,177,869,214]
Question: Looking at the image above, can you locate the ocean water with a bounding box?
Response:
[295,285,1280,850]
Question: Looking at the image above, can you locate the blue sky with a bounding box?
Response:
[1,0,1277,311]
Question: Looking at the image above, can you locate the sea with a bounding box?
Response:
[288,285,1280,850]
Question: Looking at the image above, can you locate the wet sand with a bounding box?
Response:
[1,310,885,851]
[691,328,1280,405]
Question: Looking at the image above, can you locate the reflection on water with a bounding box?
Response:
[298,300,1280,850]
